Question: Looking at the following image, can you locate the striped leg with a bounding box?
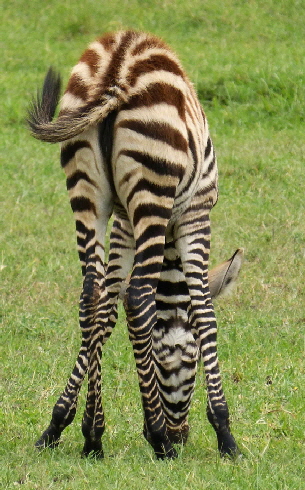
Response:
[106,216,135,301]
[35,224,110,456]
[80,253,107,458]
[174,201,239,457]
[124,249,177,458]
[82,215,135,456]
[35,336,89,450]
[79,216,135,457]
[35,130,115,457]
[122,207,178,459]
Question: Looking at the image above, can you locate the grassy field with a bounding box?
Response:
[1,0,305,488]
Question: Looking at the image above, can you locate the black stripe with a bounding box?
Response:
[123,82,186,121]
[134,242,165,263]
[77,236,86,249]
[133,203,172,227]
[188,129,198,166]
[117,119,188,152]
[75,220,89,234]
[136,224,166,248]
[128,54,184,87]
[65,74,89,101]
[204,137,212,159]
[126,179,176,208]
[132,261,165,280]
[66,171,96,190]
[61,141,91,168]
[98,111,118,195]
[106,264,122,274]
[84,244,97,259]
[187,259,205,269]
[157,279,189,296]
[70,196,97,216]
[119,149,184,179]
[108,252,122,261]
[157,377,196,396]
[156,300,190,312]
[188,247,205,258]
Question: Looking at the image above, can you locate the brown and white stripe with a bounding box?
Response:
[28,30,239,460]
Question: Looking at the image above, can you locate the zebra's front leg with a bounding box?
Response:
[200,321,239,457]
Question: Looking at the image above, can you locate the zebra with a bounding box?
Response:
[28,30,240,460]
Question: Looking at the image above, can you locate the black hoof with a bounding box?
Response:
[35,425,61,450]
[167,425,189,445]
[154,442,178,460]
[82,439,104,460]
[143,427,178,460]
[217,431,241,459]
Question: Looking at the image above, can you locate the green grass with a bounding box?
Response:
[1,0,305,488]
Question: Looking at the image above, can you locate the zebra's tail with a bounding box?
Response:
[27,67,121,143]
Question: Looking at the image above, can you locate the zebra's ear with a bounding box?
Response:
[208,248,244,299]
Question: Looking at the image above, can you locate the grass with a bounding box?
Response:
[1,0,305,488]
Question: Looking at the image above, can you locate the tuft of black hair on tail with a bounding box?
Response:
[27,67,62,140]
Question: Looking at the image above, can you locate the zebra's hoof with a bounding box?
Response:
[218,432,241,460]
[35,426,61,450]
[82,440,104,460]
[155,444,178,460]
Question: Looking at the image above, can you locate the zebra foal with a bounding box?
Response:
[28,30,239,459]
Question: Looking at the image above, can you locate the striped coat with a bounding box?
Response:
[28,30,239,459]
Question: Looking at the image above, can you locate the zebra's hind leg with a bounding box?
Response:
[34,233,91,450]
[82,216,135,458]
[35,128,116,458]
[34,231,95,449]
[174,205,239,459]
[35,229,111,457]
[35,336,89,450]
[79,267,106,459]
